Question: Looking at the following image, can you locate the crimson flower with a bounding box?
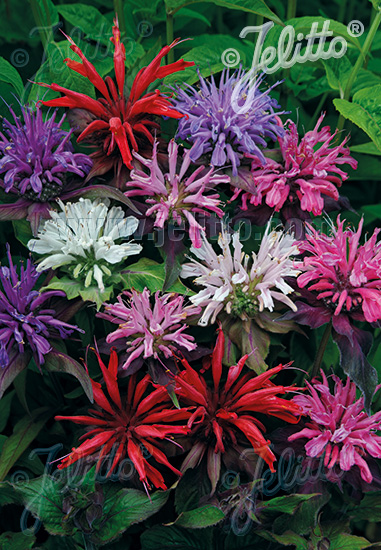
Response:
[55,349,191,493]
[174,328,301,493]
[39,18,194,183]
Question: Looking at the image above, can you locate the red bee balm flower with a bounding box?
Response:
[174,328,301,493]
[39,18,194,181]
[55,349,191,492]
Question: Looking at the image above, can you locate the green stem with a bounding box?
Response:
[286,0,297,20]
[29,0,48,47]
[217,7,224,34]
[311,320,332,378]
[337,9,381,130]
[337,0,347,23]
[41,0,52,30]
[166,12,174,63]
[308,92,328,131]
[113,0,126,37]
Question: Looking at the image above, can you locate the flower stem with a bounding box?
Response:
[337,0,347,22]
[311,320,332,378]
[287,0,297,20]
[337,8,381,130]
[113,0,126,37]
[29,0,48,47]
[166,12,174,64]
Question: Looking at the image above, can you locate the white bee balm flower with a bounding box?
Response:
[181,221,300,326]
[28,198,142,291]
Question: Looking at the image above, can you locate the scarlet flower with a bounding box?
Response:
[174,328,301,493]
[55,349,191,493]
[39,18,194,183]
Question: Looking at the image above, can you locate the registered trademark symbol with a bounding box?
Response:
[347,20,365,37]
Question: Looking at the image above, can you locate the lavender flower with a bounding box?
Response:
[0,105,92,234]
[99,288,201,371]
[0,246,80,369]
[126,140,228,248]
[0,105,92,200]
[172,69,283,175]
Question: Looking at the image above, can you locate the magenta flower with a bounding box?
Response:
[297,217,381,324]
[125,140,228,248]
[231,115,357,220]
[288,372,381,483]
[284,217,381,412]
[98,288,201,374]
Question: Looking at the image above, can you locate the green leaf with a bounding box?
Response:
[329,533,372,550]
[57,4,112,45]
[37,0,59,27]
[42,276,113,310]
[323,56,352,94]
[164,46,225,86]
[13,475,71,536]
[0,481,23,507]
[0,409,50,481]
[0,531,36,550]
[225,317,270,373]
[259,530,308,549]
[79,284,114,310]
[12,219,33,248]
[165,0,282,25]
[260,494,319,515]
[272,492,330,536]
[171,505,225,529]
[98,488,170,543]
[351,492,381,522]
[119,258,192,294]
[350,142,381,155]
[334,85,381,151]
[0,57,24,97]
[44,349,93,403]
[0,390,15,431]
[174,468,211,514]
[141,525,212,550]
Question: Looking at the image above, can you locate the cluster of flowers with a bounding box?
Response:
[1,17,381,496]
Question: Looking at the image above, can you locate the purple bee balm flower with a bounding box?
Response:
[288,372,381,484]
[126,140,228,248]
[171,68,283,176]
[0,105,92,234]
[98,288,201,371]
[0,246,81,370]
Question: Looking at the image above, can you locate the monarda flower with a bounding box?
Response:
[181,221,300,326]
[172,68,282,176]
[39,18,194,183]
[0,246,81,396]
[174,328,301,493]
[27,198,141,295]
[99,288,201,376]
[0,105,92,234]
[125,140,228,248]
[288,372,381,483]
[284,217,381,412]
[231,115,357,220]
[55,349,191,493]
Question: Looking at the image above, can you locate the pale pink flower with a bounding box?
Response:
[125,140,228,248]
[181,221,300,326]
[288,372,381,483]
[297,216,381,323]
[99,288,201,369]
[231,115,357,217]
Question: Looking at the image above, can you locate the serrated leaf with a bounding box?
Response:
[79,284,114,310]
[0,481,23,507]
[57,4,112,45]
[171,505,225,529]
[351,492,381,522]
[259,530,308,549]
[330,533,372,550]
[164,46,225,86]
[0,409,50,481]
[98,488,170,543]
[0,57,24,97]
[260,494,319,515]
[334,85,381,152]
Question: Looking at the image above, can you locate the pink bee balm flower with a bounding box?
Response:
[297,217,381,323]
[231,115,357,218]
[125,140,229,248]
[288,372,381,483]
[99,288,201,370]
